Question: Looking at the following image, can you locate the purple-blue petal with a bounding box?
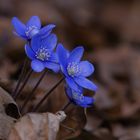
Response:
[11,17,26,38]
[49,52,58,63]
[31,35,41,52]
[39,24,56,38]
[74,77,97,91]
[31,60,45,72]
[25,44,35,60]
[65,77,79,92]
[26,16,41,29]
[42,34,57,50]
[82,96,94,106]
[74,96,94,107]
[79,61,94,77]
[56,43,68,76]
[65,86,94,107]
[68,46,84,63]
[83,96,94,105]
[45,62,60,73]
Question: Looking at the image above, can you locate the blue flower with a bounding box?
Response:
[12,16,55,40]
[25,34,60,73]
[65,85,94,107]
[57,43,97,92]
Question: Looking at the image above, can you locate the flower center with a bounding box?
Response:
[35,47,50,61]
[67,62,80,77]
[25,26,39,38]
[72,91,84,101]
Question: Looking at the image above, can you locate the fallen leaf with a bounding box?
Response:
[0,87,20,139]
[8,111,66,140]
[57,107,87,140]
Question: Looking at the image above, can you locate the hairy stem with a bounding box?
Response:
[61,101,71,111]
[20,70,48,113]
[12,58,28,97]
[14,69,33,100]
[32,77,64,112]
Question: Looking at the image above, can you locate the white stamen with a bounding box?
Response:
[67,62,80,77]
[72,91,84,101]
[35,47,50,61]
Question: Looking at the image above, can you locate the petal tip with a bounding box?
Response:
[31,60,45,73]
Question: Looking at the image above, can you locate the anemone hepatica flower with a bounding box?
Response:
[25,33,60,73]
[66,85,94,107]
[57,44,97,92]
[12,16,55,40]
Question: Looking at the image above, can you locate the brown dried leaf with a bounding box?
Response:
[8,112,66,140]
[0,87,20,139]
[14,72,87,139]
[57,107,86,140]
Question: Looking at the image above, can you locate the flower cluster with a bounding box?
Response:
[12,16,97,108]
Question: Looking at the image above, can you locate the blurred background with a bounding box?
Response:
[0,0,140,140]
